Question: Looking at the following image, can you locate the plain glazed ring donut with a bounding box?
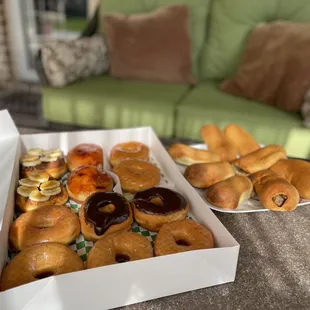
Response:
[132,187,189,231]
[154,219,214,256]
[9,205,81,251]
[110,141,149,167]
[66,165,114,203]
[80,192,133,242]
[0,243,84,291]
[67,143,103,172]
[113,159,160,193]
[87,231,153,269]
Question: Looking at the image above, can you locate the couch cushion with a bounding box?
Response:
[201,0,310,80]
[175,80,310,157]
[42,76,189,138]
[98,0,211,78]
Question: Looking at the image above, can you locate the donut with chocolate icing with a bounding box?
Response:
[80,192,133,241]
[131,187,189,232]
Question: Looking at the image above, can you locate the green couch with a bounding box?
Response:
[41,0,310,158]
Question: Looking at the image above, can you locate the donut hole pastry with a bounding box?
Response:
[154,219,214,256]
[21,148,67,180]
[168,143,220,166]
[16,179,69,212]
[67,143,103,172]
[184,162,235,189]
[132,187,189,231]
[9,205,81,251]
[113,159,160,193]
[66,165,113,204]
[87,231,153,269]
[110,141,149,167]
[80,192,133,242]
[0,243,84,291]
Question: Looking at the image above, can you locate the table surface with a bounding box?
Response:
[119,206,310,310]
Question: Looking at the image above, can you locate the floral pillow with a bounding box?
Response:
[41,35,109,88]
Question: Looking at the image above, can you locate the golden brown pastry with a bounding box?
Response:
[232,145,287,175]
[167,143,220,166]
[250,169,299,211]
[80,192,133,242]
[224,124,260,156]
[9,205,80,251]
[131,187,189,232]
[67,143,103,172]
[66,165,114,203]
[113,159,160,193]
[184,162,235,188]
[110,141,149,167]
[200,124,238,162]
[271,159,310,200]
[16,180,69,212]
[87,231,153,269]
[154,219,214,256]
[0,243,84,291]
[205,175,253,209]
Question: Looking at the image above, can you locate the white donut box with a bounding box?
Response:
[0,110,239,310]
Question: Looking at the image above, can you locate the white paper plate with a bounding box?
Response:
[176,144,310,213]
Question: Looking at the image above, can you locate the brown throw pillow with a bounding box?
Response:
[103,4,196,84]
[221,22,310,112]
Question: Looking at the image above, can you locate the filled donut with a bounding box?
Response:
[21,148,67,180]
[110,141,149,167]
[0,243,84,291]
[66,165,113,203]
[67,143,103,172]
[80,192,133,241]
[132,187,189,231]
[113,159,160,193]
[9,205,81,251]
[16,179,69,212]
[87,231,153,269]
[154,219,214,256]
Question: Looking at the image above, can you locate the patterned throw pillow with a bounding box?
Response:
[301,89,310,128]
[41,35,109,88]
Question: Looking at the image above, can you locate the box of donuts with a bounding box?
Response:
[0,110,239,309]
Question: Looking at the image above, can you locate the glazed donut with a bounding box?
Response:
[132,187,189,231]
[271,159,310,200]
[16,180,69,212]
[224,124,260,156]
[80,192,133,241]
[0,243,84,291]
[184,162,235,189]
[110,141,149,167]
[205,175,253,210]
[232,145,287,175]
[113,159,160,193]
[21,148,67,180]
[154,219,214,256]
[200,124,238,162]
[66,165,113,204]
[87,231,153,269]
[9,205,80,251]
[67,143,103,172]
[168,143,220,166]
[251,169,300,211]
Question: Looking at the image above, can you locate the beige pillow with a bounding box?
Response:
[103,4,196,84]
[221,22,310,112]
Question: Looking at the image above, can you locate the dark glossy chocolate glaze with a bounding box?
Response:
[84,192,129,235]
[133,187,187,215]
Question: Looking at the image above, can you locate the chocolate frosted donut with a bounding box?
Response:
[80,192,133,241]
[132,187,189,231]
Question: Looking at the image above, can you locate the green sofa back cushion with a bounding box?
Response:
[98,0,211,78]
[201,0,310,80]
